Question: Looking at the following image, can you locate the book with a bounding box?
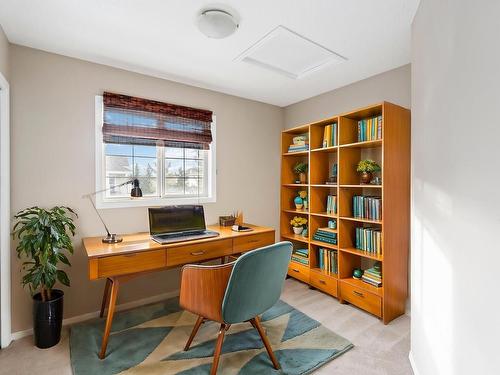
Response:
[357,116,382,142]
[318,248,338,274]
[291,256,309,265]
[322,123,338,148]
[355,227,382,254]
[326,195,337,215]
[352,196,382,221]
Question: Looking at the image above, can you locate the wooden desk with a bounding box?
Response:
[83,224,275,359]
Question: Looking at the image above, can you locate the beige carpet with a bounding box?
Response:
[0,279,413,375]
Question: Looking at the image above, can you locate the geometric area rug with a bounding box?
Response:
[70,297,353,375]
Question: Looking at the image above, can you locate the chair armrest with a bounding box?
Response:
[179,262,234,323]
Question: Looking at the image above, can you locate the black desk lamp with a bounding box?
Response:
[83,178,142,243]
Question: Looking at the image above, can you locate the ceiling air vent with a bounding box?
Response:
[235,26,346,79]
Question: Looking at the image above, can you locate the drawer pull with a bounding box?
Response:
[292,269,300,273]
[353,290,364,298]
[319,280,326,284]
[191,251,205,256]
[248,239,260,243]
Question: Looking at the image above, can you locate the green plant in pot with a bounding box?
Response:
[12,206,77,349]
[293,162,308,184]
[356,159,381,184]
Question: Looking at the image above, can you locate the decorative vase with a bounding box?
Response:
[353,269,363,279]
[301,228,308,237]
[299,173,307,184]
[292,226,303,235]
[360,171,373,184]
[303,199,308,210]
[294,196,303,210]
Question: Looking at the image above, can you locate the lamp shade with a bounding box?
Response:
[130,179,142,198]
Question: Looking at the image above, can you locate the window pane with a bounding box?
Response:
[185,159,202,176]
[165,178,184,195]
[165,147,183,158]
[105,144,132,156]
[105,177,133,198]
[185,178,202,195]
[133,145,157,158]
[106,156,133,177]
[185,148,201,159]
[136,177,157,196]
[132,157,157,177]
[165,159,183,176]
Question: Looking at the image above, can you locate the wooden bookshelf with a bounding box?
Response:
[280,102,410,324]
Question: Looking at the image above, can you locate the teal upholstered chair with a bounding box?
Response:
[179,241,292,375]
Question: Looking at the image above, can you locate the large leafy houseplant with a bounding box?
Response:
[12,206,77,301]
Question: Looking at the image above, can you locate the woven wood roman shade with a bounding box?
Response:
[102,92,213,149]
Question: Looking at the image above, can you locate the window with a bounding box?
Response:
[95,93,216,208]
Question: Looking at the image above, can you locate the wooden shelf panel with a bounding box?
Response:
[281,233,309,244]
[340,277,383,297]
[282,209,309,215]
[310,212,337,218]
[311,146,338,153]
[310,268,338,279]
[282,151,309,156]
[310,184,337,188]
[339,139,382,149]
[282,124,310,134]
[340,184,382,189]
[310,239,338,250]
[340,247,383,261]
[282,183,308,187]
[340,216,382,225]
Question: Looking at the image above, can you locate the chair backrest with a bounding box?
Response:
[221,241,292,324]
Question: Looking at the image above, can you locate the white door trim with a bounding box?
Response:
[0,71,11,348]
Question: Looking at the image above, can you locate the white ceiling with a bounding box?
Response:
[0,0,419,107]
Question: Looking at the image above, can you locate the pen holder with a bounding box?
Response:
[219,216,236,227]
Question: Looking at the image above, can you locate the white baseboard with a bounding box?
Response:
[11,289,180,342]
[409,350,420,375]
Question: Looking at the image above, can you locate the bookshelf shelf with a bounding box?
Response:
[340,277,383,297]
[340,247,383,261]
[339,139,383,149]
[310,240,338,250]
[280,101,410,324]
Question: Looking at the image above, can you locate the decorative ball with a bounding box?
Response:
[294,196,303,205]
[353,268,363,279]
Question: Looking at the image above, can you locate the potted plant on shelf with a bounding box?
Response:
[293,190,308,210]
[293,162,308,184]
[290,216,307,235]
[12,206,77,349]
[356,159,381,184]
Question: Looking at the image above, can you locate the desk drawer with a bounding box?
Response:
[233,232,275,254]
[97,249,166,278]
[310,270,338,297]
[167,239,233,267]
[288,261,310,283]
[340,281,382,317]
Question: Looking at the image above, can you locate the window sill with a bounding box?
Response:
[96,196,216,209]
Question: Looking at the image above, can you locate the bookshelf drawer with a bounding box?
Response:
[310,271,338,297]
[166,239,233,267]
[97,249,167,278]
[288,262,310,283]
[233,232,275,254]
[340,281,382,317]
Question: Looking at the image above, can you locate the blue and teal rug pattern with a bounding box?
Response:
[70,298,353,374]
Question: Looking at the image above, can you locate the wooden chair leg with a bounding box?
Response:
[99,278,120,360]
[99,278,111,318]
[184,315,204,351]
[210,324,228,375]
[250,316,280,370]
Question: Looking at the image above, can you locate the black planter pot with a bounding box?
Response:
[33,289,64,349]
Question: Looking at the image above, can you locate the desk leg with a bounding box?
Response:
[99,278,120,359]
[99,278,111,318]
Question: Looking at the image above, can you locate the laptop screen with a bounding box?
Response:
[148,205,206,235]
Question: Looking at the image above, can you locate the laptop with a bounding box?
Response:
[148,205,219,244]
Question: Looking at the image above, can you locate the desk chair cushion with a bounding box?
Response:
[221,241,292,324]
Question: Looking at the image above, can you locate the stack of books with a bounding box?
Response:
[352,195,382,221]
[291,248,309,265]
[322,123,338,147]
[318,248,338,274]
[357,116,382,142]
[326,195,337,215]
[325,163,338,185]
[313,228,337,245]
[287,134,309,153]
[361,265,382,287]
[355,227,382,255]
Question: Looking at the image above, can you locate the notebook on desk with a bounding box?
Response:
[148,205,219,244]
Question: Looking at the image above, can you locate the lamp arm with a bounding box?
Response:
[85,195,112,236]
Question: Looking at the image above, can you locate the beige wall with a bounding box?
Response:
[284,64,411,128]
[0,25,9,79]
[9,45,283,332]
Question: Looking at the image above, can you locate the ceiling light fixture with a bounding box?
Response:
[197,9,238,39]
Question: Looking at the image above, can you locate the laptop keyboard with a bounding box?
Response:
[152,230,219,244]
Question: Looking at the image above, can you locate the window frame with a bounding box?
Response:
[94,96,216,209]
